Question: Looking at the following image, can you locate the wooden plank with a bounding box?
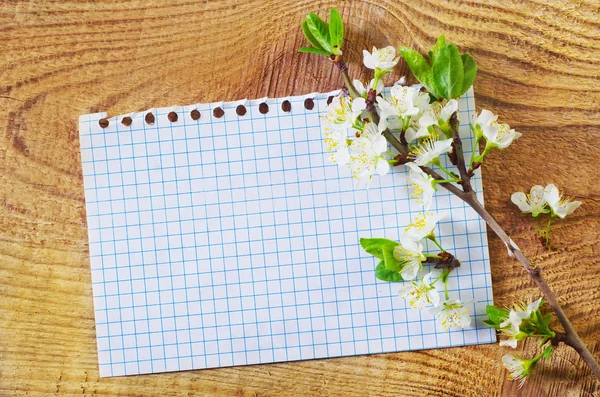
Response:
[1,1,598,395]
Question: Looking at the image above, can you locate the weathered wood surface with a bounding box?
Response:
[1,1,599,396]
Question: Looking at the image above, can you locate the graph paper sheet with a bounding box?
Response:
[79,88,495,377]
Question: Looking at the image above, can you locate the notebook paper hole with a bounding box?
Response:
[281,100,291,112]
[168,111,178,122]
[213,107,225,118]
[190,109,201,120]
[98,118,109,128]
[236,105,247,116]
[145,112,155,125]
[259,102,269,114]
[304,98,315,110]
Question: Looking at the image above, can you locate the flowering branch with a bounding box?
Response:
[299,9,598,385]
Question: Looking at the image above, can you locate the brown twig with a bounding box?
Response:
[332,60,600,379]
[449,112,472,192]
[461,191,600,378]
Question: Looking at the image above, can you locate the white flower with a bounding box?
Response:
[362,46,400,71]
[404,113,436,143]
[544,184,582,218]
[353,79,384,97]
[500,298,542,329]
[409,99,459,140]
[402,211,445,242]
[393,238,425,280]
[430,299,472,330]
[323,123,350,165]
[325,95,366,130]
[409,135,453,167]
[473,109,522,149]
[377,85,430,132]
[502,354,532,388]
[498,325,520,349]
[349,122,389,188]
[510,185,549,217]
[405,163,436,209]
[399,272,440,309]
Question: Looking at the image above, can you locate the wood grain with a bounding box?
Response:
[1,0,599,395]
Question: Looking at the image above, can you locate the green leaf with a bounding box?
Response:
[461,53,477,94]
[298,47,332,56]
[432,43,464,99]
[301,20,328,53]
[483,319,500,329]
[328,8,343,54]
[382,243,401,271]
[542,345,553,360]
[543,313,553,326]
[375,260,403,282]
[398,46,439,99]
[360,238,399,260]
[306,13,333,54]
[486,305,509,325]
[430,36,446,65]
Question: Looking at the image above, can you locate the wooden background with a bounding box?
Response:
[1,0,599,395]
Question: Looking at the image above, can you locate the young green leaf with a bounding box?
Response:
[382,243,401,271]
[486,305,509,325]
[541,345,553,360]
[375,260,403,282]
[461,53,477,93]
[360,238,399,260]
[432,44,464,99]
[306,13,333,54]
[298,47,332,56]
[398,46,440,99]
[301,20,328,53]
[328,8,343,54]
[430,36,446,65]
[483,319,500,329]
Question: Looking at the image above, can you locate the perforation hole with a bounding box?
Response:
[121,117,132,127]
[98,118,109,128]
[168,111,178,122]
[304,98,314,110]
[259,102,269,114]
[281,100,291,112]
[190,109,201,120]
[213,107,224,118]
[327,96,334,105]
[236,105,247,116]
[145,113,155,125]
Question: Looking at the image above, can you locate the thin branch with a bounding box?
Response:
[329,58,600,379]
[334,60,360,99]
[449,112,472,192]
[460,190,600,379]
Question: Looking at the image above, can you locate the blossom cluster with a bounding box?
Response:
[511,184,581,245]
[302,11,589,388]
[485,298,556,387]
[323,46,521,196]
[323,47,526,330]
